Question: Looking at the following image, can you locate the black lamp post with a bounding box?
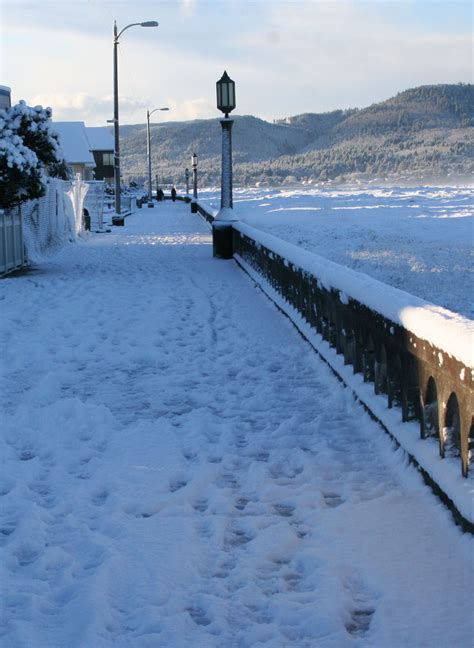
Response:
[213,71,237,258]
[216,71,236,212]
[185,167,190,198]
[191,152,198,212]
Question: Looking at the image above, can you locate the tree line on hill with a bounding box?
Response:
[119,83,474,187]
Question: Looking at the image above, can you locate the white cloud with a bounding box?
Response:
[28,92,215,127]
[29,93,148,126]
[179,0,197,18]
[166,97,215,122]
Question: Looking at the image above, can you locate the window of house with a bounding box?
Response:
[102,152,114,165]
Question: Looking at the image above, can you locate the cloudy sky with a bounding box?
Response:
[1,0,472,126]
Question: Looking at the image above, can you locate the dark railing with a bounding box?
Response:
[231,227,473,483]
[194,201,215,225]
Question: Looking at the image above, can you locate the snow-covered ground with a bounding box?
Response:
[199,185,474,319]
[1,203,473,647]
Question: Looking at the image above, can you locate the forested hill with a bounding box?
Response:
[120,83,474,186]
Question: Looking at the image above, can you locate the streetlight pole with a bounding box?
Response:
[191,153,198,213]
[113,19,158,222]
[213,71,237,258]
[113,21,120,218]
[147,106,169,206]
[185,167,190,198]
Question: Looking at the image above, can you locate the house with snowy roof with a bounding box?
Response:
[0,85,11,109]
[53,121,96,180]
[85,127,114,185]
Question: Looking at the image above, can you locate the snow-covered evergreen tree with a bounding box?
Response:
[0,101,68,210]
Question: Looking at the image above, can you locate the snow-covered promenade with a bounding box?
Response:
[1,202,472,647]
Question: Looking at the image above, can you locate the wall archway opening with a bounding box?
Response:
[443,392,460,458]
[422,376,439,439]
[375,344,388,396]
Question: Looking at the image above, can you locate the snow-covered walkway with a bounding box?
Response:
[1,203,472,647]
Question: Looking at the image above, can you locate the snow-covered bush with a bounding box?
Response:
[0,101,68,210]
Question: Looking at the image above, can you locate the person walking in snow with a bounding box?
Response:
[171,186,177,202]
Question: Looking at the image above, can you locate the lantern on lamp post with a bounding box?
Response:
[216,71,236,119]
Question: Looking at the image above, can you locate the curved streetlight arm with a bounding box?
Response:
[149,107,169,118]
[115,21,159,42]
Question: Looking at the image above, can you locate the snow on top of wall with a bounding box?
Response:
[52,121,95,166]
[85,126,114,152]
[235,221,474,368]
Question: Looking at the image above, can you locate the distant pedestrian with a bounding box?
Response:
[83,208,91,231]
[171,186,177,202]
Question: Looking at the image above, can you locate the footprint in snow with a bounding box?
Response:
[29,482,56,509]
[235,497,250,511]
[283,571,303,591]
[170,479,188,493]
[0,521,16,542]
[0,481,14,497]
[245,603,273,625]
[323,492,345,508]
[216,472,238,489]
[19,449,36,462]
[213,556,237,579]
[186,606,211,627]
[91,489,109,506]
[269,462,304,481]
[346,608,375,637]
[273,503,295,518]
[193,498,209,512]
[235,434,248,449]
[225,528,252,549]
[15,545,40,567]
[343,574,377,638]
[197,520,213,539]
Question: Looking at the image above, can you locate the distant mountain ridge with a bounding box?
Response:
[120,84,474,186]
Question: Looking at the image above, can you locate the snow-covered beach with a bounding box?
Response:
[1,202,472,647]
[200,185,474,319]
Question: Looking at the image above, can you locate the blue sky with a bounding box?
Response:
[1,0,472,126]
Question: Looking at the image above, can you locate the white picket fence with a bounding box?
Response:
[0,209,26,275]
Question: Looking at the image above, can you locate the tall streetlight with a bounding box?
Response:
[192,152,198,199]
[190,152,198,213]
[213,71,236,258]
[113,19,158,222]
[185,167,190,198]
[216,70,236,215]
[147,106,169,206]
